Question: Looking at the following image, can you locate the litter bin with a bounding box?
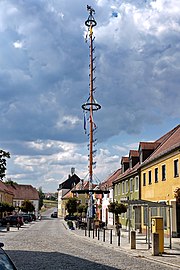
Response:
[151,216,164,253]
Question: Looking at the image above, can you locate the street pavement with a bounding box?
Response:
[0,212,179,270]
[64,219,180,269]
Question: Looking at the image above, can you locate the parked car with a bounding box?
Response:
[19,214,32,223]
[0,242,17,269]
[51,212,57,218]
[29,213,36,221]
[64,215,77,221]
[1,215,24,227]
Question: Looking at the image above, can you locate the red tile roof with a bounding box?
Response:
[121,156,129,164]
[6,184,39,200]
[100,168,122,188]
[129,150,139,157]
[139,142,159,150]
[0,181,14,195]
[142,124,180,165]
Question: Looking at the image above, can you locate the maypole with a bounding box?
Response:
[82,5,101,228]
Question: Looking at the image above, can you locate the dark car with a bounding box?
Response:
[0,242,17,269]
[29,213,36,221]
[1,215,24,227]
[51,212,57,218]
[19,214,32,223]
[64,215,77,221]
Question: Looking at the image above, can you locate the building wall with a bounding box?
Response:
[114,173,140,229]
[141,150,180,236]
[58,189,69,217]
[141,151,179,202]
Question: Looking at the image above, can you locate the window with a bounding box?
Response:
[135,176,139,191]
[155,168,158,183]
[143,173,146,186]
[125,180,128,193]
[118,183,120,195]
[130,178,133,192]
[148,171,152,185]
[129,158,132,169]
[122,182,125,194]
[162,165,166,181]
[115,185,117,196]
[174,159,179,177]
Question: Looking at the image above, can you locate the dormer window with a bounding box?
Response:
[129,158,132,169]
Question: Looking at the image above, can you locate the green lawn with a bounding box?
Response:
[43,200,58,208]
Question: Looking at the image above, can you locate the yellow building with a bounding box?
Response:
[140,125,180,237]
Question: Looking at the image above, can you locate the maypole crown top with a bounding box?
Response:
[85,5,97,27]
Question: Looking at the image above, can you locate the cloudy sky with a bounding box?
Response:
[0,0,179,192]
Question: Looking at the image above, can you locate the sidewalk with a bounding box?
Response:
[64,221,180,269]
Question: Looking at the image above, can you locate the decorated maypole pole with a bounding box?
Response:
[82,5,101,228]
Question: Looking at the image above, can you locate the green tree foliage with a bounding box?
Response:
[0,202,14,212]
[21,200,35,213]
[38,187,45,210]
[77,204,88,215]
[66,197,78,215]
[174,187,180,203]
[0,150,10,180]
[4,179,17,185]
[108,201,127,222]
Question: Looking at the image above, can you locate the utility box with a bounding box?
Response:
[151,216,164,253]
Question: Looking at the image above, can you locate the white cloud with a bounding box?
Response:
[1,0,179,192]
[13,40,23,49]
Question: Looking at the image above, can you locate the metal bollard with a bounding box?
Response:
[131,231,136,249]
[17,223,20,230]
[7,223,10,232]
[118,231,120,246]
[103,229,105,242]
[95,227,97,237]
[85,226,87,236]
[98,229,100,240]
[152,233,159,256]
[110,229,112,244]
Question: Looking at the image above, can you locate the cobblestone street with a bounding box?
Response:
[0,210,179,270]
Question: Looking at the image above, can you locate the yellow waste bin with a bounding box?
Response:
[151,216,164,253]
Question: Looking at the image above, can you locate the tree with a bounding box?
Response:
[38,187,45,210]
[0,150,10,180]
[4,179,17,185]
[66,198,78,216]
[108,201,127,223]
[21,200,35,213]
[77,204,88,217]
[174,187,180,203]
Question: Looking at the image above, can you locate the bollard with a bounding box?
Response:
[103,229,105,242]
[110,229,112,244]
[17,223,20,230]
[7,223,10,232]
[131,231,136,249]
[98,229,100,240]
[93,227,94,239]
[118,232,120,246]
[85,226,87,236]
[95,227,97,237]
[152,233,159,256]
[88,228,90,237]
